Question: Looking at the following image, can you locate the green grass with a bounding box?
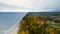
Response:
[54,23,60,28]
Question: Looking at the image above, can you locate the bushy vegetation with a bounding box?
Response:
[17,12,60,34]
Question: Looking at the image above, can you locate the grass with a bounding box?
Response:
[54,23,60,28]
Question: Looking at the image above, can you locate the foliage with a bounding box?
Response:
[17,13,60,34]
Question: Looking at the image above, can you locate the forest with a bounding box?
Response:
[17,12,60,34]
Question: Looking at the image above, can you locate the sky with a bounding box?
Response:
[0,0,60,11]
[0,12,28,34]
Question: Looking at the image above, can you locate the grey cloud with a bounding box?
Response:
[0,3,23,10]
[30,0,60,10]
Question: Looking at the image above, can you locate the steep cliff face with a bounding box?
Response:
[17,12,60,34]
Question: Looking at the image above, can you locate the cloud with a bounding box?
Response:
[0,0,60,11]
[0,3,23,10]
[31,0,60,10]
[0,0,32,10]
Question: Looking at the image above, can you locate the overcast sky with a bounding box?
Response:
[0,0,60,10]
